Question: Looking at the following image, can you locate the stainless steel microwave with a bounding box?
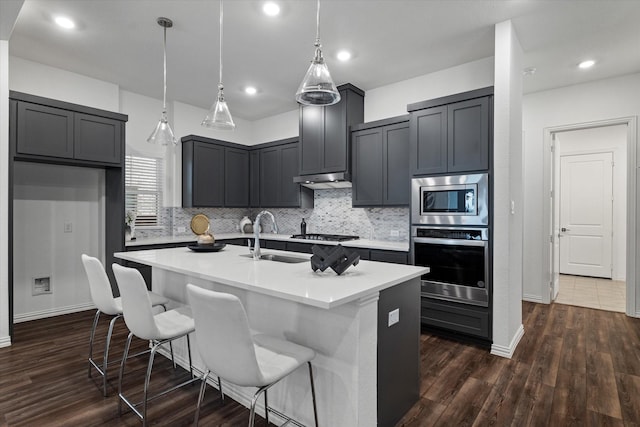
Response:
[411,173,489,226]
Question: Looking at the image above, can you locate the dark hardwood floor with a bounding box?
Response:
[1,302,639,426]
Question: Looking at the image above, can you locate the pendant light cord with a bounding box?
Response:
[315,0,320,47]
[219,0,224,88]
[162,24,168,111]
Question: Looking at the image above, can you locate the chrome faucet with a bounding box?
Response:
[253,210,278,260]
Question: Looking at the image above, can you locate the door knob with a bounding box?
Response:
[561,227,570,232]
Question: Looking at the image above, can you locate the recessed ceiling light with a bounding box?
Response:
[578,60,595,69]
[54,16,75,29]
[337,50,352,62]
[263,2,280,16]
[245,86,257,95]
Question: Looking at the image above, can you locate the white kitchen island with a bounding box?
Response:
[115,244,427,427]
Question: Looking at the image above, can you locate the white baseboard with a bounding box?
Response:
[491,324,525,359]
[14,302,95,323]
[0,335,11,348]
[522,294,544,303]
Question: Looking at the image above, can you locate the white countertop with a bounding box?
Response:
[126,232,409,252]
[115,245,426,309]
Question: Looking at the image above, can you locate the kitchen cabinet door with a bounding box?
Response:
[383,122,410,205]
[224,147,249,207]
[352,127,383,206]
[447,97,489,173]
[249,150,260,207]
[16,101,74,159]
[74,113,122,164]
[409,105,447,175]
[370,249,408,264]
[259,146,280,207]
[192,142,224,207]
[299,106,324,175]
[279,143,301,207]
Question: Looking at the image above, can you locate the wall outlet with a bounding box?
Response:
[177,226,186,233]
[388,308,400,327]
[64,222,73,233]
[390,230,400,237]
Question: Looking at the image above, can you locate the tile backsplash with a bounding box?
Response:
[134,188,409,242]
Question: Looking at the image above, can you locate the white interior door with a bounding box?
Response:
[559,152,613,278]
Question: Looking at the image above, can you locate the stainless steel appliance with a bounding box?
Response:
[412,226,489,307]
[290,233,360,242]
[411,173,488,226]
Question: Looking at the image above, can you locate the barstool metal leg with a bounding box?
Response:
[308,362,319,427]
[186,334,194,379]
[101,314,121,396]
[118,332,134,416]
[88,310,101,378]
[194,369,210,426]
[264,389,269,425]
[142,343,159,427]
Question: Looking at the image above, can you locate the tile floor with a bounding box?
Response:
[555,274,626,312]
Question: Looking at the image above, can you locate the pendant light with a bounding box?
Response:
[202,0,235,130]
[295,0,340,106]
[147,17,177,145]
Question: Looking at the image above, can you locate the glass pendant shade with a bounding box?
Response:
[147,111,177,145]
[295,0,340,106]
[296,46,340,105]
[148,17,178,145]
[202,85,235,130]
[202,0,235,131]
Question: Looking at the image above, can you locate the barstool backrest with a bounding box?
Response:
[81,254,120,316]
[112,263,158,340]
[186,284,263,387]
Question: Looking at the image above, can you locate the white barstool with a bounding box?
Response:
[112,264,198,427]
[186,284,319,427]
[81,254,170,396]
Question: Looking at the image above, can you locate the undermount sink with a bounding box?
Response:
[240,253,309,264]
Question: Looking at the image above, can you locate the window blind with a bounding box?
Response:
[125,155,163,227]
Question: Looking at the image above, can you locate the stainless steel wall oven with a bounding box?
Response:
[412,226,489,307]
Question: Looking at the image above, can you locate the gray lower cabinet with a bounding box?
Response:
[370,249,408,264]
[408,87,492,175]
[420,298,490,340]
[351,116,410,207]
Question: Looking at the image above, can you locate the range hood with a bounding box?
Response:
[293,172,352,189]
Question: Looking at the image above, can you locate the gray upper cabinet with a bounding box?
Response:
[447,97,489,173]
[14,94,124,166]
[258,140,312,208]
[182,136,248,208]
[299,84,364,176]
[351,116,410,207]
[408,87,493,176]
[74,113,122,164]
[224,147,249,207]
[249,150,260,207]
[16,102,74,159]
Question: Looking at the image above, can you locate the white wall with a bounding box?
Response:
[13,162,104,321]
[522,73,640,306]
[556,125,628,281]
[0,41,11,346]
[9,56,119,111]
[251,109,299,144]
[491,20,524,358]
[364,57,495,122]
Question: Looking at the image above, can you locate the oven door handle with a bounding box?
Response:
[413,237,487,247]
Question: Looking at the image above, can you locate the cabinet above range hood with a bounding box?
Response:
[293,83,364,190]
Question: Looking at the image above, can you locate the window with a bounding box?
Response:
[125,155,163,227]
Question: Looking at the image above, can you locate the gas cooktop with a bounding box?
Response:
[290,233,360,242]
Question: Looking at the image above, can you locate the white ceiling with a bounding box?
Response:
[8,0,640,121]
